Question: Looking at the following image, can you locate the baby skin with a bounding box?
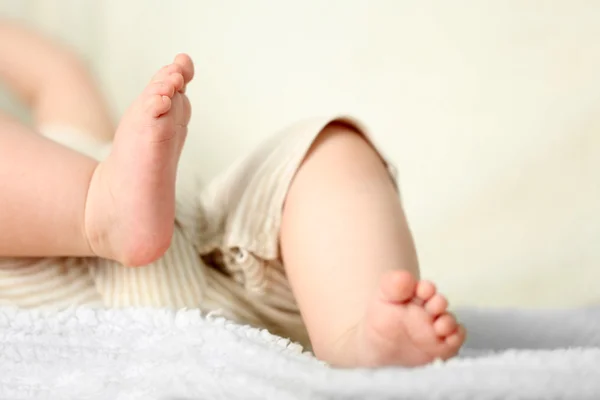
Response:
[85,55,194,266]
[85,58,465,367]
[359,271,465,367]
[0,22,464,367]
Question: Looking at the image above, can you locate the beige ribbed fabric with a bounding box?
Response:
[0,116,396,347]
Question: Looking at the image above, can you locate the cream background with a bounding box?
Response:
[1,0,599,308]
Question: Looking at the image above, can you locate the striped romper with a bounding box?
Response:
[0,115,396,347]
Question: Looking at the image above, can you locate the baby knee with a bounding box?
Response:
[304,120,387,171]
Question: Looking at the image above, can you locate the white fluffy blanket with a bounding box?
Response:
[0,306,599,399]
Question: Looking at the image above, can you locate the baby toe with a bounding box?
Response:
[145,94,171,118]
[380,270,417,303]
[445,325,466,348]
[174,53,194,83]
[150,64,174,83]
[424,293,448,317]
[433,313,457,337]
[167,72,185,93]
[415,281,436,302]
[147,79,175,97]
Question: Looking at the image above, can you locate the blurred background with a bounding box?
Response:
[1,0,599,308]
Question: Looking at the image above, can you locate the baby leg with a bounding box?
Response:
[0,55,194,266]
[0,21,114,141]
[280,122,465,367]
[0,112,99,257]
[0,22,195,265]
[0,22,112,257]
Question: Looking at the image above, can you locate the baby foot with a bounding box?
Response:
[357,270,466,367]
[85,54,194,266]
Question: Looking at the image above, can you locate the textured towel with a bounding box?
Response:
[0,306,599,399]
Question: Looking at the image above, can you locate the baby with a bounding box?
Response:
[0,22,465,368]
